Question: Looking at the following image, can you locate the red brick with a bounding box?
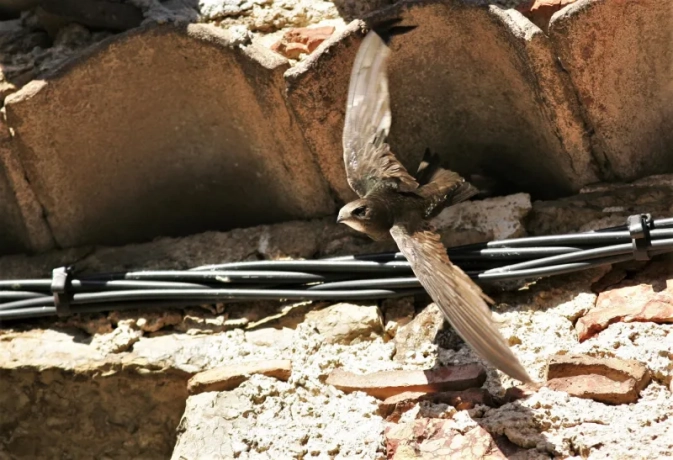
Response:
[326,364,486,400]
[517,0,578,31]
[270,26,335,59]
[187,359,292,395]
[545,354,650,404]
[577,282,673,341]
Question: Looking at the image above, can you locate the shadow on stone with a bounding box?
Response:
[4,22,335,249]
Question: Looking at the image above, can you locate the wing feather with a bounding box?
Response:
[419,169,479,218]
[390,223,532,383]
[343,31,419,197]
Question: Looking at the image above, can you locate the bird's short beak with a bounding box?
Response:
[336,209,347,224]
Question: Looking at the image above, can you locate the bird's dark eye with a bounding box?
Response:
[352,206,367,217]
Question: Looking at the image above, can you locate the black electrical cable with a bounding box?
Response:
[0,291,50,300]
[0,288,424,320]
[87,270,343,283]
[1,213,671,322]
[189,260,414,273]
[454,229,673,250]
[308,277,421,291]
[0,287,424,311]
[476,254,636,281]
[446,246,583,261]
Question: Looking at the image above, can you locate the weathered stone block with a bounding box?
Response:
[0,116,53,254]
[0,330,190,459]
[549,0,673,181]
[0,141,28,253]
[4,23,334,249]
[527,174,673,235]
[286,1,599,202]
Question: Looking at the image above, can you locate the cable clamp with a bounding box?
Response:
[52,266,73,317]
[627,214,653,261]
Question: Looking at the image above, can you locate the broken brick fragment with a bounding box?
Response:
[380,388,495,420]
[545,354,650,404]
[271,26,335,60]
[517,0,578,31]
[326,364,486,400]
[576,276,673,341]
[187,359,292,395]
[385,419,523,459]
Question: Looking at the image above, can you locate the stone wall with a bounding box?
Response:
[0,0,671,255]
[2,179,673,458]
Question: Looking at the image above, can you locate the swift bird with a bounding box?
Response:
[337,28,532,383]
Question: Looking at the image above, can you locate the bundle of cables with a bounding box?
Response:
[1,214,672,322]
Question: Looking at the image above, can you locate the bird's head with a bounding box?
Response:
[337,198,391,238]
[337,199,372,232]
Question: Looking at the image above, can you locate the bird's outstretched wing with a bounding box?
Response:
[416,149,480,218]
[343,30,419,198]
[390,222,532,383]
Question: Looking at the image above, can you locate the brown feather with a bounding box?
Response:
[390,223,532,383]
[343,30,419,197]
[418,169,479,218]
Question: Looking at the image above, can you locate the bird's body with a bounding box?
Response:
[338,26,533,384]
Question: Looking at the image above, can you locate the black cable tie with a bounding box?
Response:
[52,266,74,316]
[628,213,653,261]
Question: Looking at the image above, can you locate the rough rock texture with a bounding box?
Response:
[380,388,494,415]
[187,359,292,394]
[385,418,539,459]
[2,187,673,458]
[547,354,650,384]
[330,0,393,21]
[527,174,673,235]
[172,373,384,460]
[0,18,112,102]
[305,302,384,344]
[38,0,144,32]
[286,3,598,203]
[0,329,191,459]
[546,354,651,404]
[433,192,531,246]
[0,120,30,254]
[474,267,673,458]
[196,0,340,33]
[0,191,527,279]
[326,364,487,399]
[4,23,334,249]
[393,303,447,363]
[576,258,673,341]
[549,0,673,181]
[382,296,414,338]
[517,0,577,31]
[1,0,672,255]
[546,374,641,405]
[270,25,335,59]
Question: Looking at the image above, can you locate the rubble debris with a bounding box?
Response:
[305,302,383,344]
[187,359,292,395]
[38,0,143,34]
[385,418,536,460]
[577,261,673,341]
[326,364,486,400]
[517,0,578,31]
[545,354,651,404]
[380,388,495,418]
[382,296,415,338]
[271,25,334,59]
